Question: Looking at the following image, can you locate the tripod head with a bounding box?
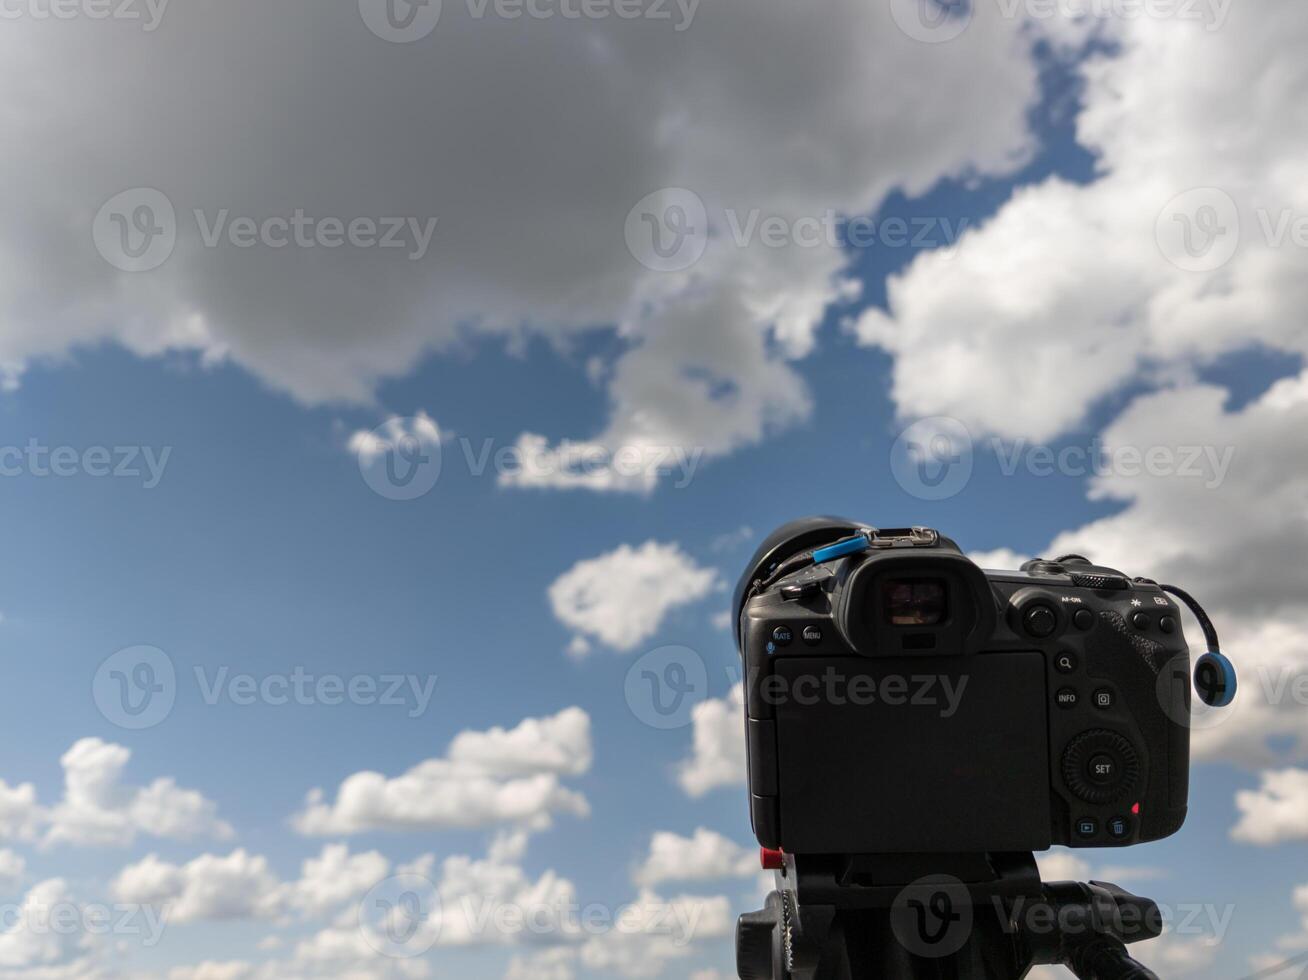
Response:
[737,851,1163,980]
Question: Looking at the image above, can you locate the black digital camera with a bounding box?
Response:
[733,518,1226,857]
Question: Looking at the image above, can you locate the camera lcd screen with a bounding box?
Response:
[882,578,947,626]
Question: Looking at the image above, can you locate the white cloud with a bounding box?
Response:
[292,707,592,835]
[505,948,577,980]
[0,738,232,850]
[347,412,441,465]
[1232,769,1308,845]
[1036,850,1167,887]
[113,849,282,924]
[0,878,102,978]
[548,542,720,653]
[856,5,1308,443]
[633,828,756,888]
[0,0,1043,485]
[578,890,733,980]
[678,684,745,798]
[1034,852,1093,883]
[967,548,1032,571]
[168,964,256,980]
[286,843,392,918]
[0,851,24,894]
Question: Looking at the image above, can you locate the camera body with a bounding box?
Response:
[735,518,1192,856]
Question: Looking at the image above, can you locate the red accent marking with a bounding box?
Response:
[761,848,785,871]
[1131,802,1141,815]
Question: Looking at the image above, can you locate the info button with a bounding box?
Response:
[1055,688,1079,710]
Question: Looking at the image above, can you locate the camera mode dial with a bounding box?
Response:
[1062,730,1141,805]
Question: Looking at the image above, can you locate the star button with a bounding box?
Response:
[1130,598,1143,607]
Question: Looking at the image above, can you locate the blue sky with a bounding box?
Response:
[2,2,1308,978]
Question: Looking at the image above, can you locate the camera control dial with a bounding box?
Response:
[1062,730,1141,804]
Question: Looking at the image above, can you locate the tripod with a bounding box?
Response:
[737,852,1163,979]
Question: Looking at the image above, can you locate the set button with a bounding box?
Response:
[1087,754,1119,785]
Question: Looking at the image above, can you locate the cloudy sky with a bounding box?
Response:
[1,0,1306,976]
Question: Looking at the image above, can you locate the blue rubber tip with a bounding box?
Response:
[812,534,871,564]
[1195,650,1237,707]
